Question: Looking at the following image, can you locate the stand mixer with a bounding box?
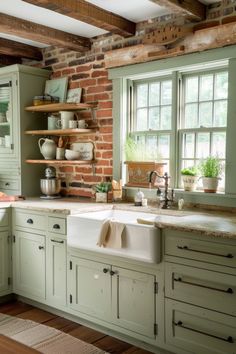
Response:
[40,166,61,199]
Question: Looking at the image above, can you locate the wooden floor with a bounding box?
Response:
[0,301,153,354]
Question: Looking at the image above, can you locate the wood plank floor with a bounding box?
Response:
[0,301,154,354]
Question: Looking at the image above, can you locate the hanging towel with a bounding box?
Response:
[96,218,125,249]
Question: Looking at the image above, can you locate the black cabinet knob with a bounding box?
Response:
[27,218,33,224]
[103,268,109,273]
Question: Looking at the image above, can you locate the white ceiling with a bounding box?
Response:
[0,0,221,48]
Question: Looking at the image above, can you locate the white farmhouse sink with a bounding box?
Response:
[67,209,161,263]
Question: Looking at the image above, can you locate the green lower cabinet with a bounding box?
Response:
[0,231,10,295]
[13,230,46,301]
[68,256,157,339]
[46,236,67,308]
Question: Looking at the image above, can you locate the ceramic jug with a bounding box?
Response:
[38,138,56,160]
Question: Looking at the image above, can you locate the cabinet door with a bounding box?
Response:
[13,230,46,300]
[47,237,66,308]
[0,231,10,294]
[112,267,156,338]
[166,299,236,354]
[68,257,111,321]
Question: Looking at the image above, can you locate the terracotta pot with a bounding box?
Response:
[182,175,198,192]
[201,177,219,193]
[124,161,166,187]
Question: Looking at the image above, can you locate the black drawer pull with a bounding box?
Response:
[177,245,234,259]
[103,268,109,274]
[110,270,115,276]
[38,245,44,250]
[53,224,60,229]
[174,321,234,343]
[174,277,234,294]
[5,182,9,186]
[27,218,33,224]
[50,239,64,244]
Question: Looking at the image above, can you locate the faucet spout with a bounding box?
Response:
[149,170,174,209]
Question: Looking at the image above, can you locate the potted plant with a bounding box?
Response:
[181,166,198,191]
[95,182,112,202]
[124,137,166,187]
[199,156,222,193]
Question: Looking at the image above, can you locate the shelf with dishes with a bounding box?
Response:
[25,128,98,136]
[25,102,97,113]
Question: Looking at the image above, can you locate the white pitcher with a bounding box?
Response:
[38,138,57,160]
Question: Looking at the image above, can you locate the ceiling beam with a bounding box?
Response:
[0,38,42,60]
[0,12,90,52]
[0,55,21,66]
[22,0,136,37]
[150,0,206,21]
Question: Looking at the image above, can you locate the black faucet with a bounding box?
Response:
[149,171,174,209]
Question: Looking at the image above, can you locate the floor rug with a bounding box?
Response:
[0,313,107,354]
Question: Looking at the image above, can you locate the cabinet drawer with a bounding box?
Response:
[0,179,19,191]
[14,211,46,232]
[164,230,236,268]
[166,299,236,354]
[48,217,66,235]
[0,210,8,227]
[165,262,236,316]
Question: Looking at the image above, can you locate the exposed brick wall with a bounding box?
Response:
[25,0,236,197]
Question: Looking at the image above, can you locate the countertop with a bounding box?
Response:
[1,197,236,239]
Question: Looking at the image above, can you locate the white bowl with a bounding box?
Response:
[65,149,80,160]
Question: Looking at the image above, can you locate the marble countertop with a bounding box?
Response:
[1,197,236,239]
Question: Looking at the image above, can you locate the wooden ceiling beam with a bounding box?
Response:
[0,12,90,52]
[150,0,206,21]
[0,55,21,66]
[22,0,136,37]
[0,38,42,60]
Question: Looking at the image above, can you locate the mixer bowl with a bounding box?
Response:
[40,179,61,196]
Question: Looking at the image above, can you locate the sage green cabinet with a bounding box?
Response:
[13,230,46,301]
[0,64,50,196]
[0,209,11,296]
[68,255,158,339]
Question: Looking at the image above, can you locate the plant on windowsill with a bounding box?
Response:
[199,156,222,193]
[181,166,198,192]
[95,182,112,203]
[124,136,166,188]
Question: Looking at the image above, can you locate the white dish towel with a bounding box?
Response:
[97,218,125,249]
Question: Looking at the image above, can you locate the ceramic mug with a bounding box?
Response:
[69,120,78,129]
[48,115,60,130]
[56,147,65,160]
[78,120,88,129]
[57,111,75,129]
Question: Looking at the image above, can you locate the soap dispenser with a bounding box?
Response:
[134,189,144,206]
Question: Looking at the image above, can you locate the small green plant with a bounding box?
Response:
[95,182,112,193]
[124,136,162,161]
[181,166,198,176]
[199,156,222,178]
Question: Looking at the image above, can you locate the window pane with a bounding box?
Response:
[214,100,227,127]
[160,106,171,130]
[149,107,160,130]
[136,108,147,131]
[158,135,170,158]
[199,74,213,101]
[185,103,198,128]
[215,72,228,99]
[137,84,148,108]
[183,133,195,158]
[161,81,172,105]
[212,132,226,158]
[196,133,210,158]
[147,136,157,160]
[199,102,212,127]
[182,160,195,169]
[136,135,145,145]
[149,82,160,106]
[185,77,198,103]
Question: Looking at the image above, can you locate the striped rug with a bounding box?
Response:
[0,313,107,354]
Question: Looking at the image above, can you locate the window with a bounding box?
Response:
[129,68,228,190]
[131,78,172,170]
[179,70,228,189]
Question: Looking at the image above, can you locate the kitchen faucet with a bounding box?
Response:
[149,171,174,209]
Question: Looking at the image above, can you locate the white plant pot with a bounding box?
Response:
[96,192,107,203]
[201,177,219,193]
[182,175,198,192]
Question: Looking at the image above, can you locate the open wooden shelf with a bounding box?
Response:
[25,128,98,136]
[25,103,97,113]
[26,159,96,165]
